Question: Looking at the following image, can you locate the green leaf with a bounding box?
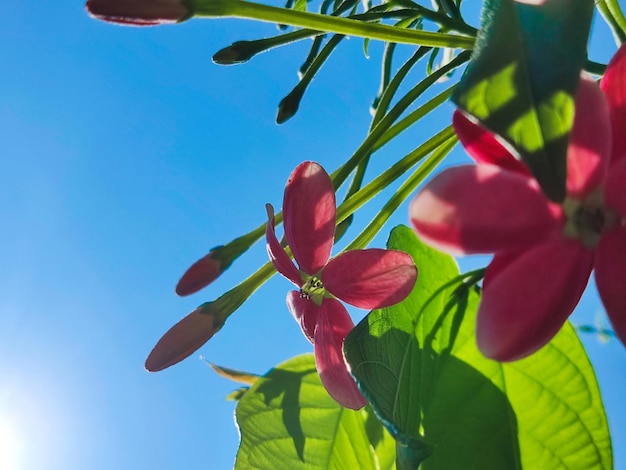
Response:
[345,225,612,469]
[452,0,594,202]
[234,354,395,469]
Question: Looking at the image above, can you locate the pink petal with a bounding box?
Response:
[476,239,593,361]
[603,157,626,217]
[322,249,417,309]
[601,44,626,164]
[145,304,223,372]
[453,111,530,175]
[594,226,626,347]
[566,74,611,198]
[314,299,367,410]
[176,253,223,296]
[286,290,319,343]
[283,162,336,275]
[266,204,302,286]
[409,164,563,255]
[482,250,519,289]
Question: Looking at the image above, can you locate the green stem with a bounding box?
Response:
[213,10,422,65]
[338,43,439,238]
[190,0,475,48]
[212,260,277,321]
[372,41,397,112]
[395,435,433,470]
[342,40,426,209]
[584,59,607,77]
[213,28,316,64]
[299,34,326,76]
[459,267,486,288]
[373,43,428,125]
[597,0,626,44]
[390,0,476,35]
[372,85,455,152]
[336,126,456,224]
[344,133,457,251]
[277,33,345,123]
[331,50,470,187]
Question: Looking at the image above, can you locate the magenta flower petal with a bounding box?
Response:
[601,43,626,164]
[603,158,626,217]
[286,290,319,343]
[145,305,223,372]
[476,239,593,361]
[453,111,530,175]
[594,227,626,346]
[410,164,563,254]
[314,299,367,410]
[482,250,521,289]
[266,204,302,286]
[323,249,417,309]
[566,74,611,198]
[283,161,336,275]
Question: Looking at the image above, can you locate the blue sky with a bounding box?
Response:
[1,2,625,469]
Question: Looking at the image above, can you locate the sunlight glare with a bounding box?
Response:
[0,420,22,470]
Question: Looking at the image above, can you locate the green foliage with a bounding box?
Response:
[344,226,612,469]
[232,227,612,469]
[452,0,594,202]
[234,354,396,469]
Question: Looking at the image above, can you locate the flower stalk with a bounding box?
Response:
[344,132,457,251]
[190,0,475,48]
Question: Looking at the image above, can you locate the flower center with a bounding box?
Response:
[300,276,326,306]
[563,188,618,248]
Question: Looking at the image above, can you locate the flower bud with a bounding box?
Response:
[276,87,304,124]
[145,303,225,372]
[176,251,223,296]
[213,41,259,65]
[176,230,266,296]
[85,0,190,26]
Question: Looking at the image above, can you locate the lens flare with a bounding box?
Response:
[0,420,22,470]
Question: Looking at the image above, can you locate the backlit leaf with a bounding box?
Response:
[452,0,594,202]
[234,354,395,469]
[345,225,612,469]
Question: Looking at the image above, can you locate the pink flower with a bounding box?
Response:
[86,0,189,26]
[410,46,626,361]
[267,161,417,409]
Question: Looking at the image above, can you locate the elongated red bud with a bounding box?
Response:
[176,230,264,296]
[176,252,223,296]
[86,0,190,26]
[145,304,225,372]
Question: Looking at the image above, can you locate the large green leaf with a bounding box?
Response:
[452,0,594,202]
[234,354,396,469]
[344,225,612,469]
